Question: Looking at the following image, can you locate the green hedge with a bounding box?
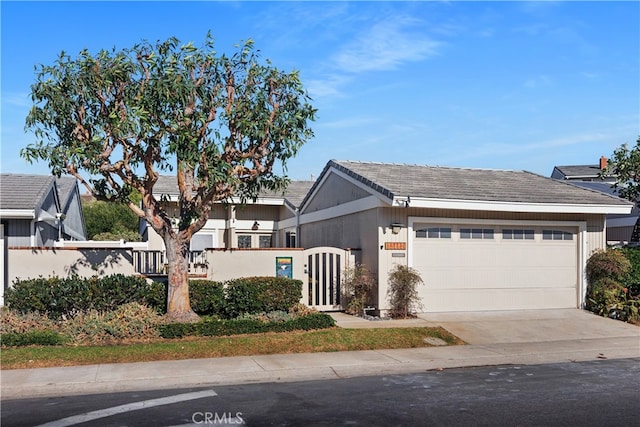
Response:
[6,275,304,320]
[159,313,335,338]
[143,279,225,316]
[586,248,640,322]
[5,275,153,319]
[1,330,67,347]
[224,277,302,318]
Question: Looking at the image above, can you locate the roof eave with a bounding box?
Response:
[393,197,633,215]
[0,209,36,219]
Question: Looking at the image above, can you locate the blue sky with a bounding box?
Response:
[2,1,638,182]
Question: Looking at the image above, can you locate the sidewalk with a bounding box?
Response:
[2,310,638,400]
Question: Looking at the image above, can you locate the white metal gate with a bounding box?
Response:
[304,247,354,311]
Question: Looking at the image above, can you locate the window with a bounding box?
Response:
[285,231,296,248]
[190,232,216,251]
[416,227,451,239]
[502,229,534,240]
[259,235,272,248]
[237,235,252,248]
[460,228,494,239]
[543,230,573,241]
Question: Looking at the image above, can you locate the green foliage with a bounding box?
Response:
[83,200,140,240]
[585,249,639,323]
[619,247,640,285]
[224,277,302,318]
[585,249,631,285]
[187,280,225,316]
[144,280,168,313]
[60,302,163,345]
[586,278,640,322]
[5,274,154,319]
[1,308,57,334]
[387,265,424,319]
[604,136,640,202]
[341,264,376,315]
[1,330,67,347]
[21,33,316,317]
[159,313,335,339]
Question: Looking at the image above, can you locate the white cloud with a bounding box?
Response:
[320,116,377,129]
[332,16,442,74]
[2,92,30,108]
[306,75,350,100]
[524,75,552,89]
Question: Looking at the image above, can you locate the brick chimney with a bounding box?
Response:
[599,156,608,170]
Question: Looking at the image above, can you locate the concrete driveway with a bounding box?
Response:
[417,309,640,345]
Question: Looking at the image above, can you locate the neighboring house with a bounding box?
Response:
[550,156,616,182]
[143,176,315,251]
[0,174,87,247]
[297,160,633,314]
[551,157,639,243]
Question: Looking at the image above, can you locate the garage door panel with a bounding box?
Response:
[417,268,576,290]
[412,223,579,312]
[421,287,578,312]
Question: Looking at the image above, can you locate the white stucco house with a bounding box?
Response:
[296,160,634,314]
[142,175,315,251]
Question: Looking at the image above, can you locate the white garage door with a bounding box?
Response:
[411,223,579,312]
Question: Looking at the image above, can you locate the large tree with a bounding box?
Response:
[605,136,640,202]
[22,34,316,321]
[604,136,640,242]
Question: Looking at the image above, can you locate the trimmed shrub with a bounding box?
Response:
[286,313,335,330]
[224,277,302,318]
[341,264,376,316]
[144,280,168,314]
[387,265,424,319]
[585,249,639,323]
[60,302,163,345]
[188,280,225,316]
[585,249,631,285]
[1,330,66,347]
[1,307,57,334]
[142,279,225,316]
[159,312,335,339]
[5,274,153,319]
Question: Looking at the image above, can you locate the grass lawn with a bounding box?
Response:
[0,326,464,370]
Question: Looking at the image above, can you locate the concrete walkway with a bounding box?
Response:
[2,309,638,400]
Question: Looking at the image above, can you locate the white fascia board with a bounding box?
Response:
[157,195,285,206]
[398,197,633,215]
[299,195,387,224]
[0,209,35,219]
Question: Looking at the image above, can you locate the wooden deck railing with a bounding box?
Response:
[133,250,207,276]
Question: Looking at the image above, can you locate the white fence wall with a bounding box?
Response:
[4,245,355,310]
[6,247,135,287]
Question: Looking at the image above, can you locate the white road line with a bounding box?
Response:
[35,389,218,427]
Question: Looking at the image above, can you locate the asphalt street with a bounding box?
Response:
[2,358,638,427]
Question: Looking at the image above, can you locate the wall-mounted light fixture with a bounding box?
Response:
[390,223,404,234]
[252,221,260,231]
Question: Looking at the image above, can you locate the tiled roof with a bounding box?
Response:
[568,181,622,198]
[552,164,602,178]
[152,175,314,208]
[0,174,56,210]
[320,160,632,206]
[55,177,79,207]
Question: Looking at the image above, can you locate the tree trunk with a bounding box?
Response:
[164,234,200,323]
